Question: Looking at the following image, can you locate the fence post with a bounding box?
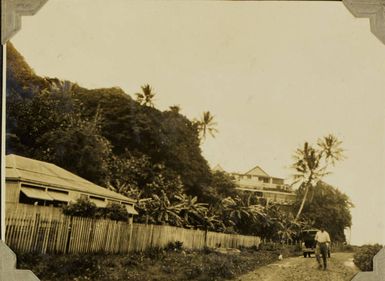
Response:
[204,228,208,248]
[65,216,73,254]
[128,217,133,252]
[31,213,41,253]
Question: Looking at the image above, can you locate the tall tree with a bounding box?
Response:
[135,84,156,107]
[292,181,353,242]
[37,116,112,186]
[291,134,344,220]
[197,111,218,140]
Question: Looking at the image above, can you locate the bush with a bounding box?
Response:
[97,203,129,221]
[165,241,184,252]
[144,246,166,260]
[62,198,97,218]
[353,244,383,271]
[62,198,130,221]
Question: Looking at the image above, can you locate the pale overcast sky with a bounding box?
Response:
[10,0,385,245]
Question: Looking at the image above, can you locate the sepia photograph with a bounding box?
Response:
[1,0,385,280]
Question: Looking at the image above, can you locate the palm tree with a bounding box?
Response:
[135,84,156,107]
[196,111,218,140]
[292,134,344,220]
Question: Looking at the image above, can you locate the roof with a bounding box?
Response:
[212,164,225,172]
[244,165,270,177]
[6,154,135,204]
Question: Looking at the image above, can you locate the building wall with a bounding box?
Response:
[6,179,133,209]
[232,174,287,191]
[263,192,295,204]
[5,181,20,204]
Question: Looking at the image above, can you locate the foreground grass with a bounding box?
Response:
[17,247,287,281]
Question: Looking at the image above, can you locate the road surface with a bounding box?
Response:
[238,252,359,281]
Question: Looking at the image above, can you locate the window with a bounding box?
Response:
[21,183,46,191]
[89,195,105,201]
[260,177,269,183]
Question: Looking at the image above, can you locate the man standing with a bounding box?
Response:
[315,227,331,270]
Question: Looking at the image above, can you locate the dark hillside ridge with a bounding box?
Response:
[6,42,212,197]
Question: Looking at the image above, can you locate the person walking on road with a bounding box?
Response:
[315,227,331,270]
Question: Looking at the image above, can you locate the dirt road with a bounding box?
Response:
[238,252,359,281]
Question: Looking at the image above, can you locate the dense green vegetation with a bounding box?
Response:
[292,181,353,242]
[6,43,352,242]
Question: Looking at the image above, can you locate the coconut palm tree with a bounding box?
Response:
[135,84,156,107]
[197,111,218,140]
[292,134,344,220]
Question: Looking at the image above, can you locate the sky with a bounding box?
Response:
[9,0,385,245]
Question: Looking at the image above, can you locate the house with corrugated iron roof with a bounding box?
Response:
[5,154,137,215]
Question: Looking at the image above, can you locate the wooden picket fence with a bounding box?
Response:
[5,205,261,254]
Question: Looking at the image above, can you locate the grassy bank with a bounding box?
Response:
[17,244,300,281]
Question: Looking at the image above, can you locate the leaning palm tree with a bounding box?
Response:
[197,111,218,140]
[135,84,156,107]
[292,134,344,220]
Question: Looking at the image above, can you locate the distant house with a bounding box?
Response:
[214,164,296,205]
[5,154,138,215]
[231,165,295,205]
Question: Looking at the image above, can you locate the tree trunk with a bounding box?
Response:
[295,183,310,221]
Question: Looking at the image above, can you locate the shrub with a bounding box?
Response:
[62,198,130,222]
[62,198,97,218]
[353,244,383,271]
[144,246,166,260]
[165,241,184,252]
[97,203,129,221]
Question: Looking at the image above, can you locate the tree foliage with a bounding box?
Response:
[7,43,211,197]
[353,244,383,271]
[62,198,98,218]
[292,181,353,242]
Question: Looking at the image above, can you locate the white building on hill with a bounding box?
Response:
[214,164,296,205]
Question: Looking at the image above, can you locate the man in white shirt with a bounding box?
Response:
[315,227,331,270]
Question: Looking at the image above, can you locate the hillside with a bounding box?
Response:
[6,42,212,198]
